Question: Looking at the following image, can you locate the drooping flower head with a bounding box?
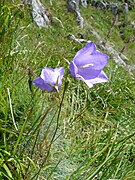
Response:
[70,42,108,88]
[33,67,64,92]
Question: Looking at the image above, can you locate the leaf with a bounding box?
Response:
[3,163,13,179]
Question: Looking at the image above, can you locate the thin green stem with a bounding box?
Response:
[12,108,33,155]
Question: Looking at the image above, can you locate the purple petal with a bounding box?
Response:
[32,77,54,91]
[76,75,93,88]
[70,42,108,88]
[41,67,56,84]
[74,50,108,70]
[41,67,64,86]
[78,68,101,80]
[83,71,108,86]
[74,42,96,59]
[70,61,103,80]
[70,61,79,78]
[54,67,64,86]
[91,51,108,69]
[55,67,64,75]
[82,79,93,88]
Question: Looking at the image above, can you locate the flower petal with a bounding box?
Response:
[41,67,64,86]
[32,77,54,91]
[55,67,64,75]
[74,42,96,59]
[54,67,64,86]
[41,67,57,85]
[76,74,93,88]
[91,51,108,69]
[74,50,108,70]
[69,42,108,88]
[82,80,93,88]
[78,68,101,80]
[70,61,78,78]
[84,70,108,86]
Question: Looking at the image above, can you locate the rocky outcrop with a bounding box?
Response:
[22,0,50,28]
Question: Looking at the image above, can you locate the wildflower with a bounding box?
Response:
[33,67,64,92]
[70,42,108,88]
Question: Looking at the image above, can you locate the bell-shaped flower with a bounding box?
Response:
[33,67,64,92]
[70,42,108,88]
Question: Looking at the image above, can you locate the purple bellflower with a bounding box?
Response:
[33,67,64,92]
[70,42,108,88]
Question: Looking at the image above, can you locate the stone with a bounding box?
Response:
[67,0,84,28]
[22,0,50,28]
[80,0,87,8]
[31,0,50,28]
[67,0,79,11]
[121,3,129,14]
[109,3,118,15]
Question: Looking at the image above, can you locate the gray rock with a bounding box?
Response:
[91,0,107,10]
[67,33,91,43]
[80,0,88,8]
[22,0,50,28]
[98,1,107,10]
[74,11,84,28]
[121,3,129,14]
[67,0,79,11]
[91,0,98,7]
[67,0,85,28]
[109,3,118,15]
[31,0,50,28]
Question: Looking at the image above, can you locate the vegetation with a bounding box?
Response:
[0,0,135,179]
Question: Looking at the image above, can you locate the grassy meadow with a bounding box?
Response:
[0,0,135,179]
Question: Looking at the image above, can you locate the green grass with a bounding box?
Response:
[0,0,135,179]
